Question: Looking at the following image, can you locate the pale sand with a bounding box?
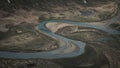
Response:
[46,22,74,33]
[61,42,77,54]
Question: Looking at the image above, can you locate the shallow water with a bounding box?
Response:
[0,20,119,59]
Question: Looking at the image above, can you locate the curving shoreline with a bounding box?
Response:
[0,19,119,59]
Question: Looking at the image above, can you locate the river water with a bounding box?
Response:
[0,20,119,59]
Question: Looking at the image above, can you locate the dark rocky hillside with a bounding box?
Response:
[0,0,118,11]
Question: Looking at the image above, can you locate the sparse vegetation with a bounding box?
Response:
[0,0,120,68]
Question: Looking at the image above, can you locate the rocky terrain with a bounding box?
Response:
[0,0,120,68]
